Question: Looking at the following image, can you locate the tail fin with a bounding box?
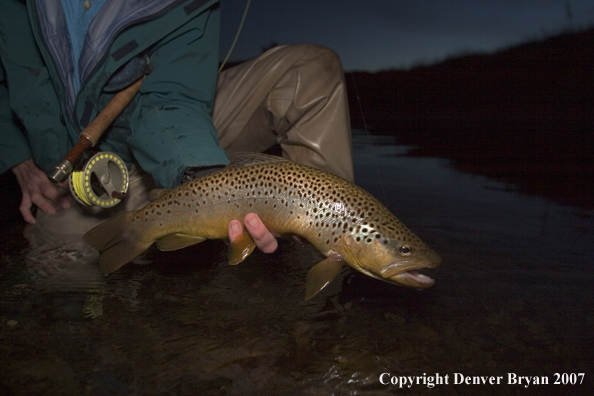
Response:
[83,211,151,274]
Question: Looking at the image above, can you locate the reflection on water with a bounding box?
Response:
[1,131,593,395]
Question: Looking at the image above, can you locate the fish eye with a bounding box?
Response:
[399,245,413,256]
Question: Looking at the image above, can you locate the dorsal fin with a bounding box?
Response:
[225,152,291,170]
[148,188,169,201]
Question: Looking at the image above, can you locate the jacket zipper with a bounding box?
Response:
[31,0,79,131]
[79,0,195,92]
[34,0,212,132]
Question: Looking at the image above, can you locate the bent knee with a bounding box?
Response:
[276,43,344,76]
[301,44,343,74]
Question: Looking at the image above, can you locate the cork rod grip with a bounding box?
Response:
[80,76,145,145]
[48,76,145,183]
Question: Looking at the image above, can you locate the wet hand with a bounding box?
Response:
[228,213,279,253]
[11,158,70,224]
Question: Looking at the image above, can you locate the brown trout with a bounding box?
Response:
[83,153,441,300]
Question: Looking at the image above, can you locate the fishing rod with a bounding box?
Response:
[349,72,388,204]
[47,76,145,207]
[46,0,251,208]
[219,0,251,73]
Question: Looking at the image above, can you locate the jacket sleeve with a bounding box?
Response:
[0,0,35,174]
[127,5,228,189]
[0,61,33,174]
[0,0,71,175]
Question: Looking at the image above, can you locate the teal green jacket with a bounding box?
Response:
[0,0,229,189]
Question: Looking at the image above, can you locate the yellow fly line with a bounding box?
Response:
[69,152,129,208]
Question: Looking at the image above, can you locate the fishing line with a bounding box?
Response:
[350,73,388,204]
[69,152,129,208]
[70,170,94,206]
[219,0,252,73]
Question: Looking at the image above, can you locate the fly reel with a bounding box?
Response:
[69,152,129,208]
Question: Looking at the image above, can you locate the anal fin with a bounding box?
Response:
[156,233,205,251]
[305,253,344,301]
[228,230,256,265]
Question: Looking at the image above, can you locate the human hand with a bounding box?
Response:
[11,158,70,224]
[228,213,279,253]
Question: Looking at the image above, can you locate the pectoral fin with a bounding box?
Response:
[305,254,344,301]
[156,234,206,251]
[228,231,256,265]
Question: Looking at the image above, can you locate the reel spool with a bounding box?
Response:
[69,152,129,208]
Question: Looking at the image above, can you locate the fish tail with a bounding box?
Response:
[83,211,151,274]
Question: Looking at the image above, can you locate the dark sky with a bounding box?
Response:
[219,0,594,71]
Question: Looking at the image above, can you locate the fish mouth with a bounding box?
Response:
[379,258,441,289]
[388,269,435,288]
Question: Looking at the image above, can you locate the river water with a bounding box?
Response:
[1,131,592,395]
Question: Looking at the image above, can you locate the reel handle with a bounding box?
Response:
[48,76,145,183]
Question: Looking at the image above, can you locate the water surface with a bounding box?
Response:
[1,132,592,395]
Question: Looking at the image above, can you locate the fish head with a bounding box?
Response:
[378,239,441,288]
[340,226,441,289]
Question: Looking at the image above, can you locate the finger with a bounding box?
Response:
[18,194,36,225]
[244,213,278,254]
[57,179,70,189]
[55,179,71,209]
[56,195,71,209]
[29,191,57,216]
[41,183,70,209]
[228,219,243,243]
